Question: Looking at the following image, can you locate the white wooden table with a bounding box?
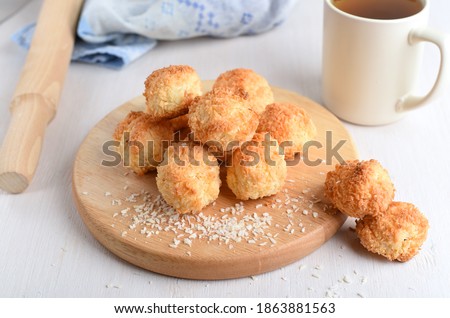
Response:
[1,0,449,298]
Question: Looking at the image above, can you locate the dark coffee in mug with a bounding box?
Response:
[332,0,424,20]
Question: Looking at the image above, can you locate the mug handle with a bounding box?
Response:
[396,28,450,112]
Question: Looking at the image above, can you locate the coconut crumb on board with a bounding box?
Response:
[110,191,283,250]
[111,199,122,206]
[106,179,335,255]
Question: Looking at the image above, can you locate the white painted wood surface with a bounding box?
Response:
[1,0,449,297]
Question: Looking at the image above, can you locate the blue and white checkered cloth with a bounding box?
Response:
[13,0,297,69]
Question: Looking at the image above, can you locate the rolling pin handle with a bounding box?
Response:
[0,0,84,194]
[0,94,55,194]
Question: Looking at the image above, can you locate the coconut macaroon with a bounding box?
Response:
[227,133,287,200]
[188,89,259,152]
[256,102,317,160]
[156,143,221,214]
[212,68,274,115]
[144,65,202,121]
[113,111,186,175]
[324,160,395,218]
[356,202,429,262]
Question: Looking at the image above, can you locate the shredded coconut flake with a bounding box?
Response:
[109,186,328,255]
[343,276,352,284]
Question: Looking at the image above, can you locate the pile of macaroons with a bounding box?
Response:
[324,159,429,262]
[113,65,317,214]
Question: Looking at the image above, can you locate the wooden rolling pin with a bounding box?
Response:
[0,0,84,194]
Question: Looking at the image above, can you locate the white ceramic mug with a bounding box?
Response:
[322,0,449,125]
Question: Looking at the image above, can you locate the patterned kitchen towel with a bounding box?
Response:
[13,0,298,69]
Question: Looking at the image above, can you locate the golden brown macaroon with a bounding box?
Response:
[356,202,429,262]
[113,111,187,175]
[144,65,202,121]
[226,133,287,200]
[156,143,221,214]
[256,102,317,160]
[324,160,395,218]
[212,68,274,115]
[188,89,259,152]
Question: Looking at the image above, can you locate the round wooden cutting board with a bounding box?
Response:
[73,82,358,280]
